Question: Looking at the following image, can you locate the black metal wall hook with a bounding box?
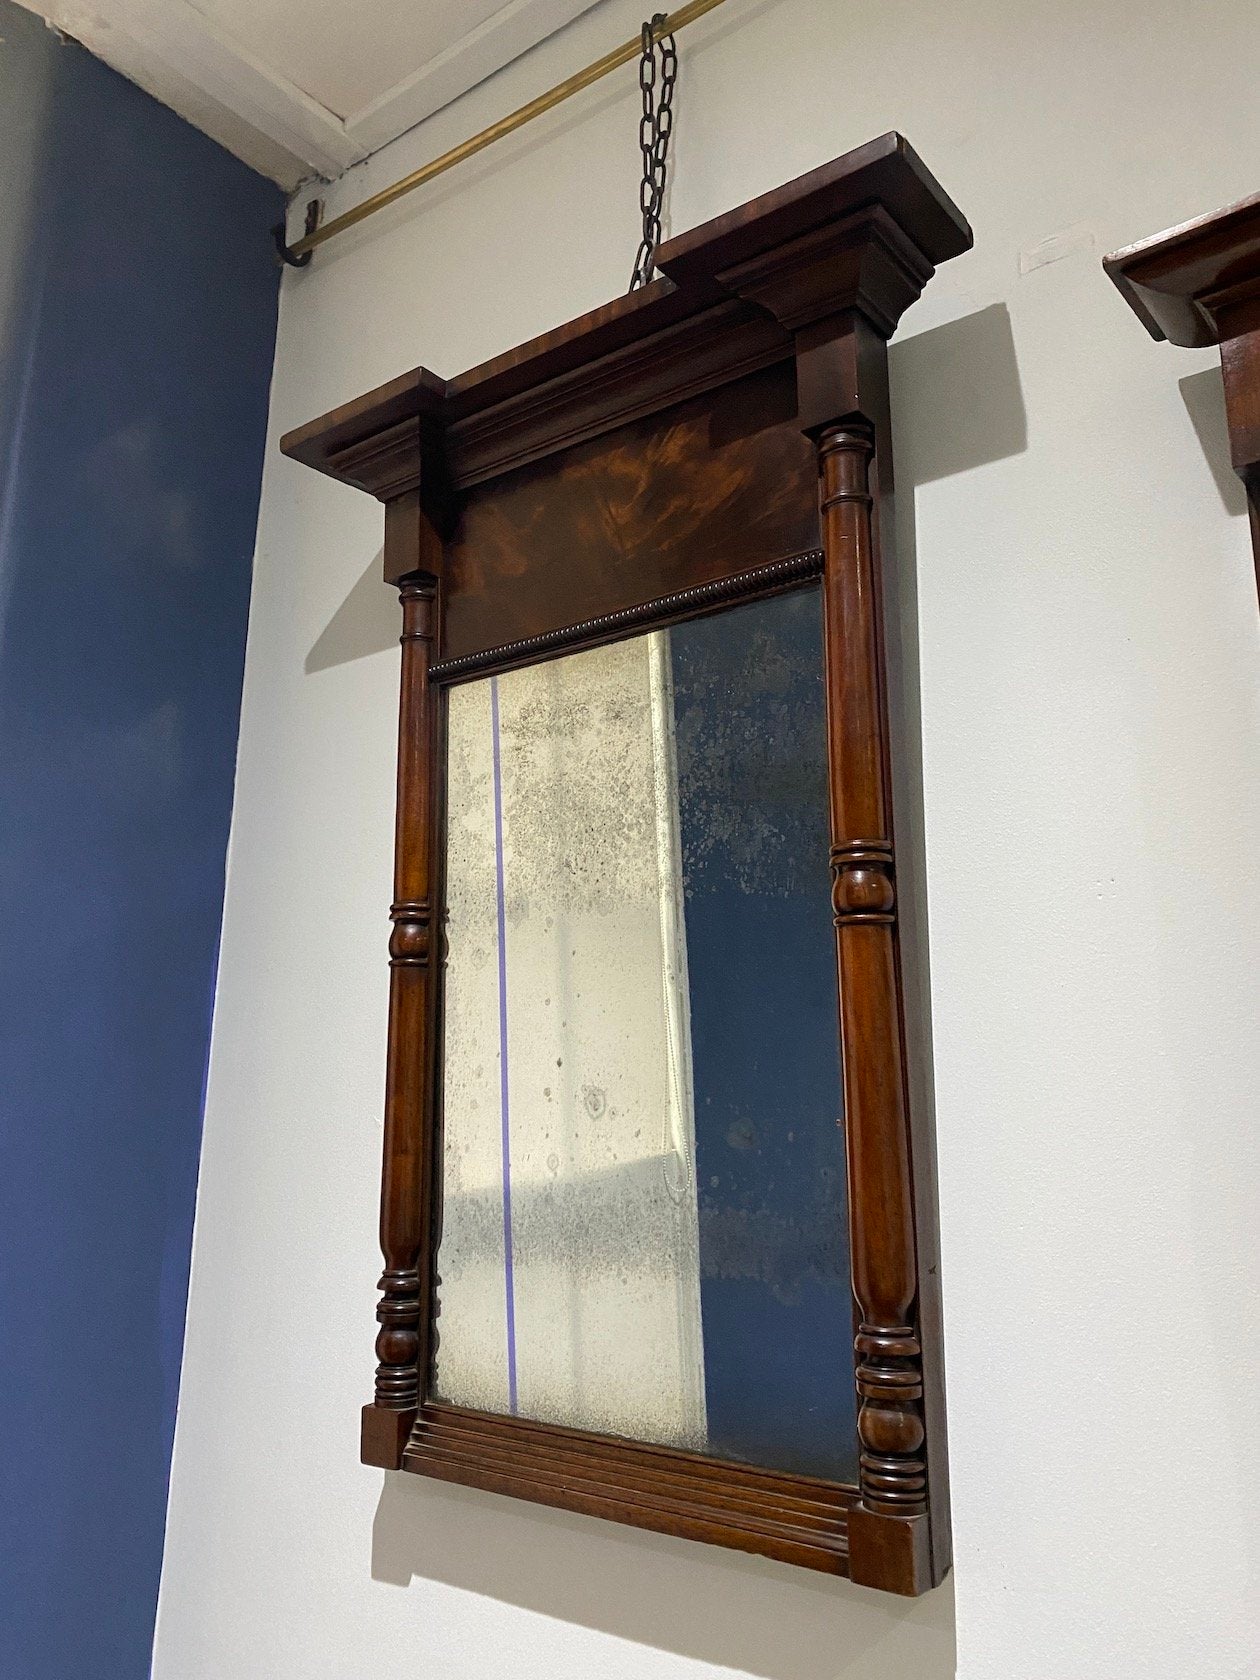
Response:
[273,199,321,269]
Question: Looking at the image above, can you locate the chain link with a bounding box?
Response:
[629,13,678,291]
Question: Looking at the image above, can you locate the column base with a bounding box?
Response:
[847,1506,934,1596]
[361,1404,417,1470]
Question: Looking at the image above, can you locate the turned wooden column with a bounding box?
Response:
[362,490,445,1470]
[706,190,960,1588]
[817,422,925,1521]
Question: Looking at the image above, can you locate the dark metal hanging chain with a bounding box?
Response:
[629,13,678,291]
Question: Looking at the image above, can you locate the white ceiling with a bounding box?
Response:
[17,0,604,188]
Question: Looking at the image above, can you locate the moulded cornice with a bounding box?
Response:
[1105,191,1260,348]
[279,133,974,496]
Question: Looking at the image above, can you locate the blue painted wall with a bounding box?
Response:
[669,588,858,1483]
[0,8,281,1676]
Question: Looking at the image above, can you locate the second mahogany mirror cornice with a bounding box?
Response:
[282,131,971,1598]
[1106,190,1260,600]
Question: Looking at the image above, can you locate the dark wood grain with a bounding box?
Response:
[706,213,948,1586]
[443,274,714,415]
[1106,196,1260,602]
[281,131,972,497]
[361,498,445,1471]
[444,359,817,661]
[447,302,788,488]
[1222,332,1260,599]
[1222,331,1260,486]
[431,549,824,684]
[281,367,446,498]
[818,421,931,1594]
[1105,190,1260,348]
[283,137,969,1595]
[658,131,971,288]
[407,1404,856,1576]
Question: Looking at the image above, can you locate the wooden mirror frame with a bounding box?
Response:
[282,132,971,1597]
[1106,191,1260,603]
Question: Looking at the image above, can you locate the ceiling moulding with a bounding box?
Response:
[343,0,604,157]
[14,0,363,187]
[14,0,606,191]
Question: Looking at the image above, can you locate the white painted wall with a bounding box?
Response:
[153,1,1260,1676]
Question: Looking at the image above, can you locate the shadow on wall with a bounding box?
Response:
[889,300,1027,489]
[371,1473,956,1680]
[1178,364,1250,519]
[305,301,1030,677]
[306,547,392,672]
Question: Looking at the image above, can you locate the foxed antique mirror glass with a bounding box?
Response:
[436,589,856,1483]
[281,133,971,1597]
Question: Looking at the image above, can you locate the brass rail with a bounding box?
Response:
[285,0,732,262]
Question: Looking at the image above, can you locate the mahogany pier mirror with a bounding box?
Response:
[1106,191,1260,603]
[282,132,971,1597]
